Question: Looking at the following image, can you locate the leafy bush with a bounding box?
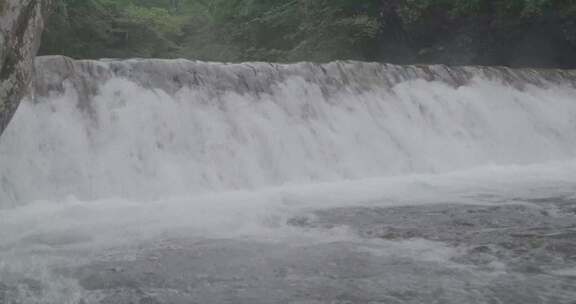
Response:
[40,0,576,67]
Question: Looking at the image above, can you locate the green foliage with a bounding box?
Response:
[174,0,380,62]
[124,5,183,35]
[40,0,180,58]
[396,0,576,21]
[41,0,381,62]
[40,0,576,65]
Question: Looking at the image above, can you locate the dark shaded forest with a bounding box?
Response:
[40,0,576,68]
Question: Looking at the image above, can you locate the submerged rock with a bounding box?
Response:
[0,0,52,136]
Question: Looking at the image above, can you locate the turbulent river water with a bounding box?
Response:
[1,56,576,303]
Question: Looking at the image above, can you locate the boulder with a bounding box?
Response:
[0,0,52,136]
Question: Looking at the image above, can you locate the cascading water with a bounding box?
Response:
[1,55,576,206]
[2,56,576,303]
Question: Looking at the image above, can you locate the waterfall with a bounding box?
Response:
[1,55,576,206]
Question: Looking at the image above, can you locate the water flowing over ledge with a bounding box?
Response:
[32,55,576,103]
[1,55,576,206]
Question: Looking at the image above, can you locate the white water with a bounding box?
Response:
[0,57,575,241]
[1,57,576,303]
[1,58,576,206]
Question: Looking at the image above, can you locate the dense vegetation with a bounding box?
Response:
[40,0,576,68]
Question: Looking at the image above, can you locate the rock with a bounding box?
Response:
[0,0,53,136]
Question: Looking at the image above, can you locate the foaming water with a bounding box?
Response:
[2,161,576,248]
[1,57,576,206]
[2,57,576,302]
[1,161,576,303]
